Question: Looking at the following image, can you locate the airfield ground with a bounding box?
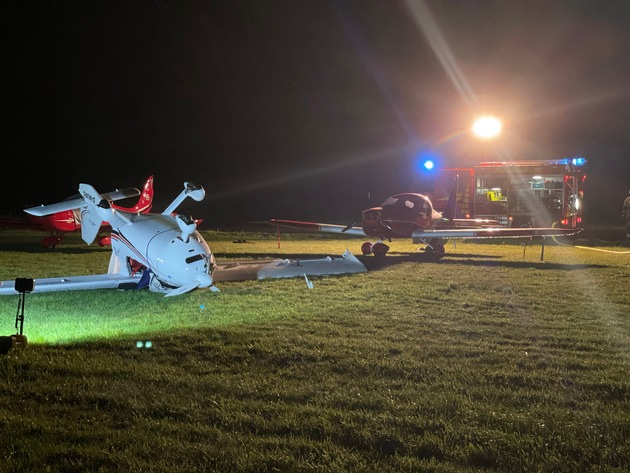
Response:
[0,229,628,472]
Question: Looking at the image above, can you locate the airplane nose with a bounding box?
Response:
[197,274,213,288]
[362,208,381,219]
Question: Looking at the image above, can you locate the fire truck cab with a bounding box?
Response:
[437,158,586,229]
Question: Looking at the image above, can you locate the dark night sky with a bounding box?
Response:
[3,0,630,225]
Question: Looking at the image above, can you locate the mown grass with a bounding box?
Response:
[0,229,629,472]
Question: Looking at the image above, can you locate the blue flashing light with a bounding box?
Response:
[414,150,441,174]
[555,157,586,166]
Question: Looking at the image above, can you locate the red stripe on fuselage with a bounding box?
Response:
[110,231,148,266]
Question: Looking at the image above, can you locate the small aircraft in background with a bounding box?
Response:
[0,180,217,297]
[272,176,582,257]
[0,176,154,248]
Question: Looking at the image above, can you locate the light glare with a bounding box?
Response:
[472,116,502,140]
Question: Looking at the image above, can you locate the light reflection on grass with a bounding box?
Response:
[0,230,629,471]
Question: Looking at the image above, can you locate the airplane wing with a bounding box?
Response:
[270,219,367,236]
[411,227,582,239]
[24,187,140,217]
[0,273,142,295]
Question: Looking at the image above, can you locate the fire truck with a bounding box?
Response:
[431,158,586,228]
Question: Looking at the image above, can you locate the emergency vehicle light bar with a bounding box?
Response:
[479,157,587,167]
[556,157,586,166]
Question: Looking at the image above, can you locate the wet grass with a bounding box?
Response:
[0,229,629,472]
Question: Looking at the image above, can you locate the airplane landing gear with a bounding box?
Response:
[416,238,447,259]
[372,242,390,257]
[361,241,390,256]
[361,242,374,255]
[424,244,445,258]
[41,236,62,249]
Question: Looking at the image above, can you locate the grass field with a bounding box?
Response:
[1,229,629,472]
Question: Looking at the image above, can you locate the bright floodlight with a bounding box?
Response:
[472,116,502,140]
[423,160,435,170]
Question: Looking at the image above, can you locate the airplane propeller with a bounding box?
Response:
[164,273,213,297]
[341,220,360,233]
[342,213,394,237]
[375,216,395,235]
[165,282,200,297]
[176,214,197,241]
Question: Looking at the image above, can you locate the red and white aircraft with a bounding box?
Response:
[0,180,217,297]
[0,176,154,248]
[272,177,581,257]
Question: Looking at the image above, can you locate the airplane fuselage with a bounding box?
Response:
[28,210,80,233]
[271,176,582,259]
[110,213,214,290]
[361,193,438,239]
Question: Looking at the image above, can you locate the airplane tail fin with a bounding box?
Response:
[80,209,103,244]
[78,184,110,244]
[442,175,459,221]
[114,175,154,214]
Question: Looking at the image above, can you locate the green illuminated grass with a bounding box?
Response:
[0,229,629,472]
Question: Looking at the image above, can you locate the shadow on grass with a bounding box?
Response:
[214,251,606,273]
[359,252,606,271]
[435,257,606,271]
[0,241,103,254]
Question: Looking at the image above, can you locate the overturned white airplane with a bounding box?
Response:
[1,181,216,297]
[0,181,367,297]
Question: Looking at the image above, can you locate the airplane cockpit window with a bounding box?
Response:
[381,195,432,218]
[381,196,400,206]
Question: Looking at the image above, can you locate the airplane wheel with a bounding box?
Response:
[426,245,445,258]
[98,236,112,247]
[361,242,374,255]
[372,242,390,257]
